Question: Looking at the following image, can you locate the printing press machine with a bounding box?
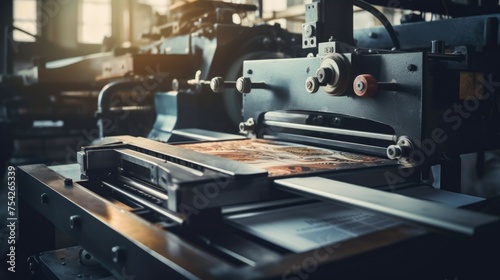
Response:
[14,0,500,279]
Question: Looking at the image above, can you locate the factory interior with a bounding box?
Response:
[1,0,500,279]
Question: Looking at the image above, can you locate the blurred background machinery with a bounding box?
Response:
[0,0,303,169]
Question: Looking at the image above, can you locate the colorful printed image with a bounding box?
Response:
[176,139,395,177]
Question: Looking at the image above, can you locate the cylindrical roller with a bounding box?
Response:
[353,74,378,97]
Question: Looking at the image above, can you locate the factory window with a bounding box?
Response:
[139,0,169,15]
[263,0,288,28]
[78,0,112,44]
[13,0,38,42]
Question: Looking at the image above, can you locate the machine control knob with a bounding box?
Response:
[316,67,335,84]
[305,76,320,93]
[210,77,234,93]
[303,24,315,38]
[314,53,351,96]
[236,77,252,94]
[210,77,266,94]
[236,77,266,94]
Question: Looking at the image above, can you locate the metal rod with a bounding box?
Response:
[262,120,397,142]
[265,132,389,157]
[102,180,185,225]
[115,174,169,201]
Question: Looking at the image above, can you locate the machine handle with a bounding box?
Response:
[210,77,267,94]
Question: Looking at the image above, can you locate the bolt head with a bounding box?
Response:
[303,24,314,38]
[69,215,81,229]
[236,77,252,94]
[387,145,403,159]
[64,178,73,186]
[210,77,224,93]
[407,64,417,71]
[41,193,49,204]
[305,76,319,93]
[111,246,126,264]
[356,81,365,91]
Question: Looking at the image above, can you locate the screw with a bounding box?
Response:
[332,117,342,126]
[387,145,403,159]
[305,76,320,93]
[64,178,72,187]
[239,118,255,133]
[111,246,126,264]
[41,193,49,204]
[312,115,324,125]
[306,80,313,89]
[210,77,226,93]
[303,24,314,38]
[407,64,417,71]
[69,215,82,229]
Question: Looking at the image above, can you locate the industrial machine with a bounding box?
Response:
[13,0,500,279]
[144,1,302,142]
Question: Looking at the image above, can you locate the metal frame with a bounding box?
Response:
[19,164,481,280]
[354,14,500,51]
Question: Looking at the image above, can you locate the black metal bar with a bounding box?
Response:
[484,16,499,49]
[365,0,500,17]
[354,14,500,51]
[316,0,354,45]
[1,0,13,75]
[440,155,462,193]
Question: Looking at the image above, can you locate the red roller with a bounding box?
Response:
[353,74,378,97]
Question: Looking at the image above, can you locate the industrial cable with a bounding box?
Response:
[353,0,401,50]
[10,26,38,39]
